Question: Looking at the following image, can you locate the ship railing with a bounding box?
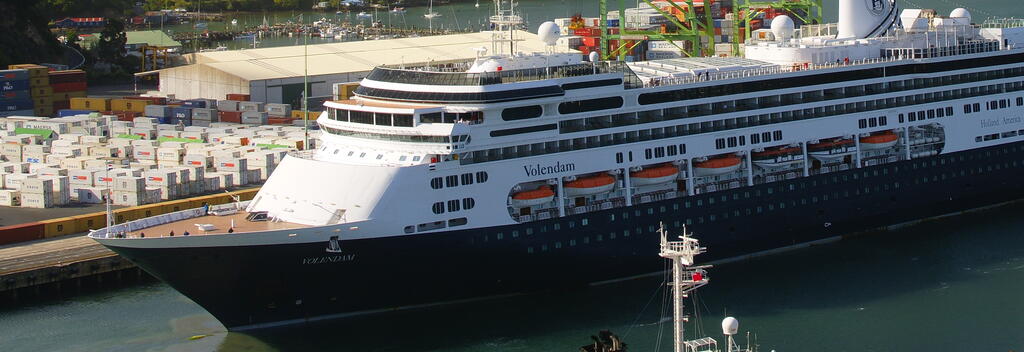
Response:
[287,150,317,160]
[90,201,251,239]
[643,56,904,88]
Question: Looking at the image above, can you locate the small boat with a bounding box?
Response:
[630,164,679,186]
[859,131,899,150]
[357,12,372,19]
[693,156,742,177]
[391,7,406,14]
[424,0,441,19]
[564,174,616,197]
[751,146,803,168]
[230,19,238,26]
[511,185,555,208]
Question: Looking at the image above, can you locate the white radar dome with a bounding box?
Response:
[770,15,795,41]
[538,21,561,46]
[722,317,739,336]
[588,51,600,62]
[950,8,972,26]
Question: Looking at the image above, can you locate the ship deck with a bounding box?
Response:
[124,212,308,238]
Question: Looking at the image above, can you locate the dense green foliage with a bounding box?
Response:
[0,1,63,68]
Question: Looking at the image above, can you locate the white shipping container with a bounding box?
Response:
[156,147,184,161]
[21,177,53,194]
[266,103,292,117]
[203,177,221,192]
[81,135,108,144]
[114,176,146,192]
[113,190,147,206]
[0,189,20,206]
[238,102,265,112]
[217,100,241,112]
[227,171,248,186]
[21,192,53,208]
[74,187,108,204]
[217,158,247,171]
[4,173,31,189]
[144,170,178,186]
[134,146,157,160]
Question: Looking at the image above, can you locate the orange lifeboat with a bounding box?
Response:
[808,138,856,162]
[859,131,898,150]
[511,185,555,208]
[751,146,803,168]
[693,156,742,177]
[630,164,679,186]
[564,174,616,197]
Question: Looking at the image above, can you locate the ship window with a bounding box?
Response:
[400,156,408,161]
[973,103,981,112]
[420,112,442,123]
[898,114,904,123]
[727,137,737,147]
[964,105,971,114]
[680,144,686,154]
[1018,97,1023,106]
[558,97,624,115]
[762,132,771,141]
[655,147,665,158]
[773,130,782,140]
[616,152,624,163]
[375,113,392,126]
[431,202,444,214]
[945,107,953,116]
[868,118,877,128]
[413,156,421,161]
[359,152,366,158]
[1000,99,1008,109]
[463,198,475,209]
[501,105,543,121]
[715,138,726,149]
[927,110,935,119]
[908,112,917,121]
[376,154,383,159]
[859,119,867,128]
[739,135,746,145]
[879,116,887,125]
[404,225,415,234]
[667,145,677,156]
[350,110,373,124]
[461,173,474,185]
[645,149,653,159]
[393,114,414,127]
[447,199,460,212]
[476,171,488,183]
[448,218,467,227]
[751,133,760,144]
[445,175,458,187]
[936,108,945,118]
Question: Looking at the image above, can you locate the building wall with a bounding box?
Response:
[248,71,371,105]
[158,64,250,101]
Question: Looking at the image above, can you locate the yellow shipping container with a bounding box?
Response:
[55,91,86,100]
[32,96,52,108]
[71,97,111,111]
[31,86,52,97]
[29,76,50,87]
[126,99,150,112]
[110,98,132,111]
[9,64,49,78]
[290,110,321,120]
[33,105,53,117]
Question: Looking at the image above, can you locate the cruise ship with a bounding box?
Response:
[91,0,1024,330]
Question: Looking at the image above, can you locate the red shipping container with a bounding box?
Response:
[52,100,70,110]
[51,82,87,93]
[268,117,296,125]
[582,36,599,47]
[0,222,45,246]
[48,69,86,83]
[226,93,250,101]
[219,110,242,123]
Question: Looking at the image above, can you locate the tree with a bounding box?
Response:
[96,18,127,64]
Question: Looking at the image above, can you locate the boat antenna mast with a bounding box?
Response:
[659,223,716,352]
[489,0,523,56]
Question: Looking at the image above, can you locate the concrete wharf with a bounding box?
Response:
[0,236,141,301]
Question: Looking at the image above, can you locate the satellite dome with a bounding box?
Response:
[722,317,739,336]
[950,8,972,26]
[770,15,795,41]
[588,51,600,62]
[538,21,561,46]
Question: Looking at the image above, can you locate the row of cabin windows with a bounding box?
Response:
[558,80,1024,137]
[717,130,781,149]
[421,111,484,124]
[321,126,452,144]
[328,108,415,127]
[430,172,489,189]
[899,106,953,123]
[404,217,469,234]
[431,198,477,214]
[461,80,1024,165]
[644,144,687,160]
[638,61,1024,107]
[987,98,1012,111]
[858,116,888,129]
[615,151,634,163]
[976,129,1024,142]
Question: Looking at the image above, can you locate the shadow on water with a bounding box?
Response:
[230,203,1024,351]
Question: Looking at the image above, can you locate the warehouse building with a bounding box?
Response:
[157,30,566,106]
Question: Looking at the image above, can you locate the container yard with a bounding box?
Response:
[0,94,319,211]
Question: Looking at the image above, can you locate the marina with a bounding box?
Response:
[3,0,1024,350]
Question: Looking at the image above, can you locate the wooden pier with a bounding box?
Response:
[0,236,144,301]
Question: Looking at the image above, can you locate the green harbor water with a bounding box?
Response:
[2,202,1024,351]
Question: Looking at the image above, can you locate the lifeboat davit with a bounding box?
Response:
[751,146,803,168]
[564,174,616,197]
[693,156,742,177]
[808,138,856,162]
[630,164,679,186]
[859,131,899,150]
[511,185,555,208]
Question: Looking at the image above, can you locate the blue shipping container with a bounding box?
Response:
[172,107,192,119]
[0,80,29,92]
[607,19,619,27]
[0,90,29,101]
[182,100,207,108]
[58,109,96,117]
[0,100,33,111]
[0,69,29,82]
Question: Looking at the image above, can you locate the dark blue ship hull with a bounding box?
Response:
[106,141,1024,329]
